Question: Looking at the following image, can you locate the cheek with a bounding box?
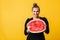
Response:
[36,12,39,15]
[32,12,35,15]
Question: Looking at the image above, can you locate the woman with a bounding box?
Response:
[24,3,49,40]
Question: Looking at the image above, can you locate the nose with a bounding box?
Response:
[35,12,37,15]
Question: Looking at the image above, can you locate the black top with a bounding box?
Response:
[24,17,49,40]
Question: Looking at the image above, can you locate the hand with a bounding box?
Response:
[27,29,30,33]
[27,29,29,33]
[27,26,30,33]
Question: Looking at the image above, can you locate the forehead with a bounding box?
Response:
[33,7,39,11]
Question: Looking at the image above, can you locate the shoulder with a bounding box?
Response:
[25,17,33,23]
[26,17,33,20]
[39,17,48,24]
[40,17,48,21]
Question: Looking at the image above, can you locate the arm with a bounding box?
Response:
[24,18,29,35]
[43,17,49,34]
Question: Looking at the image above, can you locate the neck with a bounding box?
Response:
[33,16,39,19]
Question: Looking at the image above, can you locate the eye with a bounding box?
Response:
[33,11,35,12]
[37,11,39,12]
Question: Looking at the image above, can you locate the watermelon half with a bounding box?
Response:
[27,19,46,33]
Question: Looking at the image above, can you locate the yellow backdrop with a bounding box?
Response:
[0,0,60,40]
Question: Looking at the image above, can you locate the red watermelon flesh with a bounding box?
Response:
[27,19,46,33]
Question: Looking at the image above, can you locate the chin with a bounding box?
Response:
[35,16,38,18]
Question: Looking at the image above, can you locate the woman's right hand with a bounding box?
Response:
[27,26,30,33]
[27,29,29,33]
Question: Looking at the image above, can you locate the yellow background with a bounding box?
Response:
[0,0,60,40]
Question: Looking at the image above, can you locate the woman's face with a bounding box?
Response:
[32,7,40,18]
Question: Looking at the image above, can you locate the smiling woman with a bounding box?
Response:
[0,0,60,40]
[24,3,49,40]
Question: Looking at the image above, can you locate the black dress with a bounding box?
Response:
[24,17,49,40]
